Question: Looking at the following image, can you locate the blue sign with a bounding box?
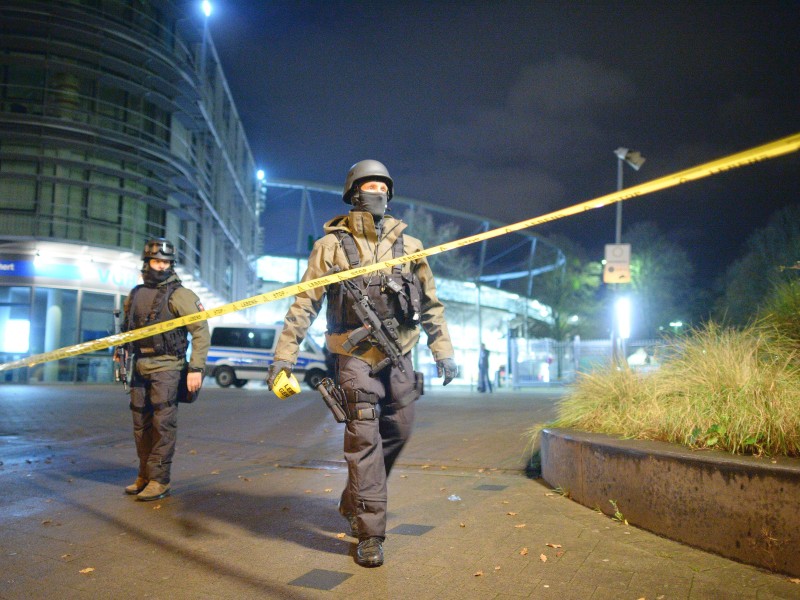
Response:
[0,260,34,277]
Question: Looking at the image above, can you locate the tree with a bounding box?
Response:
[622,221,696,338]
[397,207,478,279]
[525,235,603,341]
[716,204,800,326]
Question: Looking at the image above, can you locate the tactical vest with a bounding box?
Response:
[326,231,423,333]
[125,281,189,358]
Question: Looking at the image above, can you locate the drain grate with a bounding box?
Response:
[388,523,434,536]
[288,569,352,590]
[474,484,508,491]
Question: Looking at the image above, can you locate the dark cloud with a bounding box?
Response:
[209,0,800,283]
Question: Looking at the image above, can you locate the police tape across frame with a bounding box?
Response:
[1,132,798,373]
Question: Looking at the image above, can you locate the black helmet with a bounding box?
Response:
[142,237,176,261]
[342,159,393,204]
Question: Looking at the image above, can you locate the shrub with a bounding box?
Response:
[547,323,800,457]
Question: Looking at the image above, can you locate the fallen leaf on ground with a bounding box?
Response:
[790,578,800,584]
[474,571,483,577]
[238,476,250,482]
[189,450,197,455]
[494,566,501,571]
[539,554,547,562]
[79,567,95,574]
[400,475,408,478]
[459,522,466,528]
[421,465,430,469]
[545,543,561,548]
[324,488,333,492]
[210,470,220,475]
[556,551,564,558]
[41,520,52,525]
[61,554,71,559]
[153,504,161,510]
[507,512,518,516]
[304,489,312,493]
[514,524,526,528]
[520,548,528,556]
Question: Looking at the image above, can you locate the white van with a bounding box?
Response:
[205,324,330,389]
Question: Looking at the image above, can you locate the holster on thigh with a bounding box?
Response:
[390,367,424,408]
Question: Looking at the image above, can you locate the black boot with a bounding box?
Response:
[356,537,384,567]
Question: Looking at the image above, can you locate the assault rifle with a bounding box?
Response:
[340,282,405,376]
[113,309,132,391]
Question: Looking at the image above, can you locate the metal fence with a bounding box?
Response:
[507,337,666,387]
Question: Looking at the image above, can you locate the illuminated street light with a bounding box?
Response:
[615,297,631,340]
[611,147,645,367]
[201,1,212,17]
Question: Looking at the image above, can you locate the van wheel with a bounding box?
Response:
[305,369,326,390]
[233,379,247,388]
[215,367,236,388]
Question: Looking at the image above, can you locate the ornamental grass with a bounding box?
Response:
[544,322,800,457]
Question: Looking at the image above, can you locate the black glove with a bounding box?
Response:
[436,358,458,386]
[267,360,293,390]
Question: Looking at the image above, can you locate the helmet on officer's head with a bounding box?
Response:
[342,159,393,204]
[141,237,176,262]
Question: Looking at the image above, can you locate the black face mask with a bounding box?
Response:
[141,265,174,287]
[353,191,388,221]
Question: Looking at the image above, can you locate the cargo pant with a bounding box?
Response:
[129,368,180,485]
[336,353,422,540]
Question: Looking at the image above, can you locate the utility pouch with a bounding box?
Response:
[317,377,348,423]
[177,366,199,404]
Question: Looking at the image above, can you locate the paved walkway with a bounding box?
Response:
[1,384,798,599]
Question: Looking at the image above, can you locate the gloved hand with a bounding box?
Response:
[267,360,293,390]
[436,358,458,386]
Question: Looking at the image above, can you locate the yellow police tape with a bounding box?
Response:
[1,132,798,373]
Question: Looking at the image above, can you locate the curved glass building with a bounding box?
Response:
[0,1,262,382]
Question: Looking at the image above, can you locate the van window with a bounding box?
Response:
[300,338,318,353]
[212,327,276,350]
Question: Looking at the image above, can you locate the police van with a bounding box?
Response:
[205,324,329,389]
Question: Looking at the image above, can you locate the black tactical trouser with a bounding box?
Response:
[336,353,421,540]
[129,368,180,485]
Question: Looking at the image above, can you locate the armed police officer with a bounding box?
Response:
[267,160,458,567]
[117,238,210,501]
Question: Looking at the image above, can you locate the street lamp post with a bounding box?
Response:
[614,147,645,244]
[611,147,645,366]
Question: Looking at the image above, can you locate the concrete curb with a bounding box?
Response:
[539,427,800,578]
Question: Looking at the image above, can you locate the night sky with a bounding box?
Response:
[207,1,800,285]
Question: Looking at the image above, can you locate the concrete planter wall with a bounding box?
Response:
[539,428,800,577]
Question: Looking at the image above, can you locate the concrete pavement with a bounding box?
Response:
[1,383,798,599]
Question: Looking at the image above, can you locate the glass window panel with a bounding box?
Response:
[0,286,31,303]
[80,292,115,343]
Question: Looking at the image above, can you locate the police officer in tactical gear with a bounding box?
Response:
[118,238,210,501]
[268,160,458,567]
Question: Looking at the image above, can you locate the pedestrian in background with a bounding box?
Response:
[477,343,492,393]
